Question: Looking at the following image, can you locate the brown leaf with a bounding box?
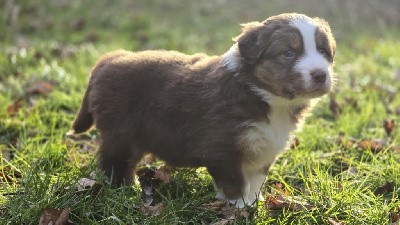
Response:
[2,165,22,178]
[202,200,226,211]
[390,206,400,224]
[329,95,342,119]
[264,195,314,211]
[154,165,173,184]
[7,97,24,116]
[0,171,14,183]
[384,119,395,136]
[140,202,164,216]
[39,208,71,225]
[357,139,386,154]
[26,81,55,95]
[374,181,395,195]
[393,146,400,154]
[290,137,300,149]
[328,217,346,225]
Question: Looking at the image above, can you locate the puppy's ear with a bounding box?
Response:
[234,22,269,65]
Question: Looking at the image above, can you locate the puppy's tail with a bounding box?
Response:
[67,89,93,135]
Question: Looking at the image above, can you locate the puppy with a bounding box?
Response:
[69,13,336,208]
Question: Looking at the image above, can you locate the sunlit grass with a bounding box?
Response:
[1,0,399,224]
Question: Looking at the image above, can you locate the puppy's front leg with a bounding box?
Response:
[208,165,251,208]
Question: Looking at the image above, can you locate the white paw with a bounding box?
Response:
[227,197,252,208]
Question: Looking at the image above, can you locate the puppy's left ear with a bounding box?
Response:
[234,22,270,64]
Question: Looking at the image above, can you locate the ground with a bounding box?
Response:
[0,0,399,224]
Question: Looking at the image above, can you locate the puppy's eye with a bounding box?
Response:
[283,49,295,58]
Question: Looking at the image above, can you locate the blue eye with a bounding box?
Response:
[283,49,295,58]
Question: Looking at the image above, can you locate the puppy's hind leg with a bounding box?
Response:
[98,135,143,186]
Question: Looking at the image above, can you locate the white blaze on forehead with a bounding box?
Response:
[291,18,331,88]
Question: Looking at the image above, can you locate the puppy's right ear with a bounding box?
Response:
[234,22,269,65]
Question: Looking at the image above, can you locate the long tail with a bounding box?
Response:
[67,88,93,135]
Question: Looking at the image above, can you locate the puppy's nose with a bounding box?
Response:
[310,69,326,84]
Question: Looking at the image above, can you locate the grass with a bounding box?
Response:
[1,0,400,224]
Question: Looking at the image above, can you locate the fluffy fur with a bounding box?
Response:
[69,13,336,208]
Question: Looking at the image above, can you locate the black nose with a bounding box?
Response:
[310,70,327,84]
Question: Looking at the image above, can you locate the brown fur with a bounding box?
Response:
[70,13,336,202]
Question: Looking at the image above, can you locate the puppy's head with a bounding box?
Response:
[227,13,336,100]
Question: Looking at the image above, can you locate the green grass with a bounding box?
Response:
[1,0,400,224]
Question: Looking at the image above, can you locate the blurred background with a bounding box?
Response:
[3,0,400,54]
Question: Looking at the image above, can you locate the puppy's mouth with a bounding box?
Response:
[301,82,332,98]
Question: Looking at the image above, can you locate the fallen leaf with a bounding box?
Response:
[0,171,14,183]
[140,202,164,216]
[393,146,400,154]
[202,200,226,211]
[390,206,400,224]
[2,165,22,178]
[328,217,346,225]
[7,97,24,116]
[76,178,96,191]
[374,181,395,195]
[384,119,395,136]
[357,139,386,154]
[26,81,55,95]
[329,95,342,119]
[264,195,314,211]
[154,165,173,184]
[290,137,300,149]
[39,208,71,225]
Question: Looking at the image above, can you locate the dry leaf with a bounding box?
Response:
[26,81,55,95]
[384,119,395,136]
[357,139,386,154]
[7,97,24,116]
[76,178,96,191]
[374,181,395,196]
[265,195,314,211]
[39,208,71,225]
[0,171,14,183]
[202,200,226,211]
[290,137,300,149]
[140,202,164,216]
[393,146,400,154]
[2,165,22,178]
[328,217,346,225]
[390,206,400,224]
[154,165,173,184]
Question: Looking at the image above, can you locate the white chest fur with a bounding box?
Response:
[242,106,296,169]
[241,86,311,171]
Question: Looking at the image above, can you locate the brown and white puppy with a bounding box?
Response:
[68,13,336,208]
